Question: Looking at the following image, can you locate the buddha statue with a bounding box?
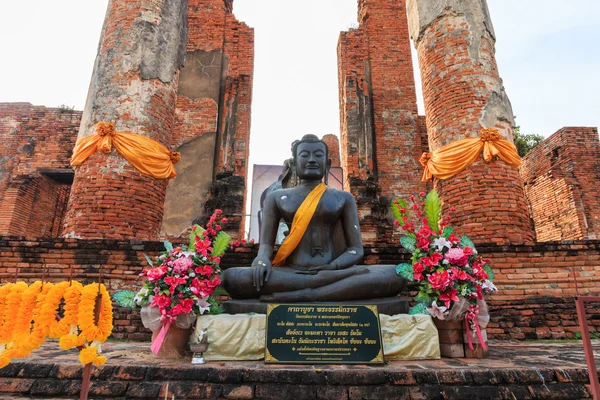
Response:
[222,134,407,303]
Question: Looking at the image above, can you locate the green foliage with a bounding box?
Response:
[408,303,429,315]
[143,253,154,267]
[188,225,205,251]
[400,236,416,253]
[211,231,232,257]
[425,190,441,232]
[415,291,431,304]
[163,241,174,253]
[112,290,137,309]
[212,286,230,297]
[460,235,475,249]
[442,227,453,239]
[58,104,76,113]
[483,264,495,281]
[396,263,414,281]
[574,331,599,340]
[514,120,544,157]
[208,296,223,315]
[391,198,408,223]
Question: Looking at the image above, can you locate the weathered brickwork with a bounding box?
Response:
[62,0,187,241]
[0,103,80,237]
[520,127,600,241]
[338,0,427,246]
[407,0,534,245]
[321,134,341,167]
[162,0,253,238]
[1,236,598,340]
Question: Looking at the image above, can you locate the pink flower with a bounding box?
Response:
[444,247,469,266]
[172,256,193,274]
[428,271,452,291]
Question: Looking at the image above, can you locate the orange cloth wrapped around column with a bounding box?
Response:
[272,183,327,267]
[420,128,521,182]
[70,122,179,179]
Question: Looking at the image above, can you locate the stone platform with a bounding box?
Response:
[222,297,410,315]
[1,340,598,399]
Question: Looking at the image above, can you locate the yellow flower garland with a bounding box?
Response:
[0,280,114,367]
[78,283,113,343]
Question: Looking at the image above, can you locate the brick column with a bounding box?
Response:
[62,0,188,239]
[407,0,534,245]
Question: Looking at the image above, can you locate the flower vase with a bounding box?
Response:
[433,318,465,358]
[151,325,193,358]
[141,306,197,358]
[463,325,488,359]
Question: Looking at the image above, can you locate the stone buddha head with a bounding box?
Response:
[292,134,332,184]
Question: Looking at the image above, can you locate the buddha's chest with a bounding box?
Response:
[278,191,345,225]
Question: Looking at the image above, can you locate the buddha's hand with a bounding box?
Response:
[308,264,337,272]
[251,257,272,291]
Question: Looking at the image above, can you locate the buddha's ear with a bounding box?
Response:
[325,158,332,185]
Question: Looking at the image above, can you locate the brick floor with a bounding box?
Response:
[1,340,598,399]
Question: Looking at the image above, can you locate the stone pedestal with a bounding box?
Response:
[222,296,410,316]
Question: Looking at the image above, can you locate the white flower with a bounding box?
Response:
[196,296,212,315]
[442,259,450,265]
[189,272,196,278]
[134,288,149,305]
[482,280,497,292]
[432,237,452,252]
[427,301,448,320]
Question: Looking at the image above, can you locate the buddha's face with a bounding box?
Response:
[295,141,328,180]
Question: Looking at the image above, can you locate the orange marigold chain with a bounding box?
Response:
[58,281,86,350]
[77,283,113,366]
[16,282,55,357]
[0,282,29,367]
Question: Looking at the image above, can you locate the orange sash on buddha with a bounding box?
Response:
[272,183,327,267]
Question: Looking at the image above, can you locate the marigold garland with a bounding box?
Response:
[0,280,114,368]
[78,283,113,343]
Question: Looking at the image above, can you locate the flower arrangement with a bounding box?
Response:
[392,190,497,348]
[112,209,250,355]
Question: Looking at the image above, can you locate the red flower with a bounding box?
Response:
[413,272,424,281]
[428,271,452,291]
[416,236,430,251]
[463,246,474,256]
[422,253,443,268]
[151,294,172,310]
[393,220,400,227]
[195,265,214,277]
[439,287,459,308]
[450,267,472,281]
[146,266,167,282]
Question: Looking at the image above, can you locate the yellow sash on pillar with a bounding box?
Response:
[272,183,327,267]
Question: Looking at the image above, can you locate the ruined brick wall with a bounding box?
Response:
[62,0,188,241]
[0,103,80,237]
[1,236,598,341]
[520,127,600,241]
[407,0,534,245]
[321,134,341,167]
[338,0,427,246]
[162,0,253,239]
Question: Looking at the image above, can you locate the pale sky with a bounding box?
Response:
[1,0,598,171]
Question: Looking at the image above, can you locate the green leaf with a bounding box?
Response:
[112,290,137,309]
[415,291,431,304]
[425,190,441,232]
[188,225,206,251]
[483,264,495,281]
[143,253,154,267]
[408,303,430,315]
[442,227,453,239]
[400,236,416,252]
[212,286,230,297]
[460,235,475,249]
[391,198,408,222]
[163,241,174,253]
[211,231,232,257]
[395,263,414,281]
